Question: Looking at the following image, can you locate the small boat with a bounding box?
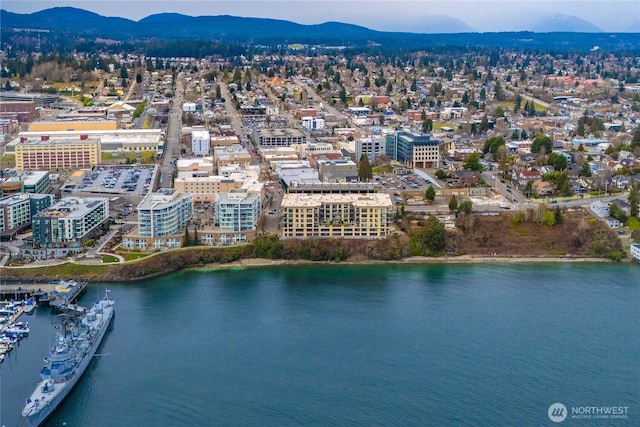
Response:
[4,330,24,340]
[24,298,37,315]
[0,307,15,317]
[5,325,29,337]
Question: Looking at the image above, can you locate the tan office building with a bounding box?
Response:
[15,138,101,171]
[281,193,393,239]
[29,120,117,132]
[174,176,242,204]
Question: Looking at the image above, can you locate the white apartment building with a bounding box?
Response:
[191,130,211,156]
[301,116,326,131]
[121,189,193,250]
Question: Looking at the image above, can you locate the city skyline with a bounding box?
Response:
[2,0,639,33]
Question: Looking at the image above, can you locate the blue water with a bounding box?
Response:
[1,263,638,426]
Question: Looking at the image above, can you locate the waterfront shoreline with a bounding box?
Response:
[194,255,614,271]
[0,254,620,283]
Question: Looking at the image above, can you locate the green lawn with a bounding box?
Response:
[628,216,640,231]
[373,165,393,174]
[433,122,453,130]
[101,254,120,263]
[116,251,151,262]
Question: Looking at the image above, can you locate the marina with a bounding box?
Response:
[0,284,58,304]
[0,280,88,311]
[0,280,87,368]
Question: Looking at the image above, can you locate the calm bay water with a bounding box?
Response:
[1,263,638,426]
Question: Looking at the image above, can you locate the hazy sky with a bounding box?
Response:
[2,0,639,32]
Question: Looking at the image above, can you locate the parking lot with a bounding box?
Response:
[80,165,157,195]
[375,173,429,191]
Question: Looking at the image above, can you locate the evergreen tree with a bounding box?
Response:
[494,80,505,101]
[632,127,640,149]
[425,185,436,203]
[232,68,242,85]
[184,226,190,247]
[479,115,489,132]
[449,195,459,212]
[358,154,373,181]
[339,87,347,104]
[554,206,563,224]
[422,119,433,133]
[628,182,639,218]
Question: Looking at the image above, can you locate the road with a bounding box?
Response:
[217,80,265,169]
[298,79,348,125]
[520,93,554,111]
[158,72,184,189]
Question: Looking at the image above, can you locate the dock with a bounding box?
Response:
[0,305,24,334]
[0,284,57,304]
[49,281,88,312]
[1,280,88,311]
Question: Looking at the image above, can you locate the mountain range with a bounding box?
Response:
[1,7,639,51]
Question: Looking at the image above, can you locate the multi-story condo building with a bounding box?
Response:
[0,193,53,237]
[191,130,211,156]
[30,197,109,257]
[239,104,267,119]
[174,175,243,204]
[316,158,358,183]
[386,130,440,169]
[355,135,386,163]
[121,189,193,250]
[15,137,100,171]
[254,128,306,147]
[281,193,393,239]
[0,170,51,195]
[213,144,252,169]
[212,189,261,245]
[176,156,215,175]
[301,116,325,131]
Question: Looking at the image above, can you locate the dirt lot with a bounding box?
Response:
[449,210,622,257]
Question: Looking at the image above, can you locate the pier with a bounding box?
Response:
[0,305,24,333]
[0,284,57,303]
[1,280,88,310]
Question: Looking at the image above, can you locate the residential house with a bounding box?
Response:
[590,200,610,218]
[533,181,555,196]
[512,170,542,186]
[453,170,481,186]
